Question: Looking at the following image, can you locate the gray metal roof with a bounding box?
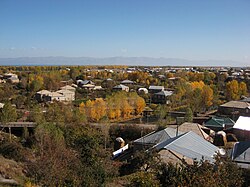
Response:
[241,97,250,103]
[149,85,164,90]
[154,90,173,96]
[113,84,129,89]
[154,131,219,162]
[121,79,134,84]
[134,127,183,145]
[220,101,250,109]
[231,141,250,168]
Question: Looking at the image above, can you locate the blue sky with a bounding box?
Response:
[0,0,250,63]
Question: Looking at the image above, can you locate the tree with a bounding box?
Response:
[28,104,45,123]
[188,88,202,113]
[184,107,193,122]
[156,157,243,187]
[226,80,240,100]
[239,81,248,96]
[202,85,214,109]
[28,123,82,186]
[0,102,17,125]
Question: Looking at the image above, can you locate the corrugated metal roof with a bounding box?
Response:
[121,80,134,84]
[241,97,250,103]
[154,90,173,96]
[134,127,183,145]
[113,84,129,89]
[232,141,250,168]
[220,101,250,109]
[149,86,164,90]
[154,131,219,162]
[177,122,212,141]
[205,116,235,128]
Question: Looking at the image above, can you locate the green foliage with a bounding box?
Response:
[128,171,159,187]
[184,107,193,122]
[120,150,160,176]
[0,135,26,162]
[0,102,17,124]
[109,125,153,144]
[28,104,45,123]
[156,157,243,187]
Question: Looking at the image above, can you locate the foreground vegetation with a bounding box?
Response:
[0,65,249,186]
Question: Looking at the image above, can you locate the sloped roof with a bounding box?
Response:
[57,89,74,94]
[113,84,129,89]
[36,90,52,95]
[154,90,173,96]
[134,127,183,146]
[233,116,250,131]
[154,131,219,162]
[0,103,4,108]
[241,97,250,103]
[177,122,212,141]
[231,141,250,168]
[77,80,94,85]
[205,116,235,128]
[49,92,64,97]
[82,83,95,88]
[220,101,250,109]
[149,85,164,90]
[60,85,76,91]
[121,79,134,84]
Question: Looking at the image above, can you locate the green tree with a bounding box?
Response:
[0,102,17,125]
[184,107,193,122]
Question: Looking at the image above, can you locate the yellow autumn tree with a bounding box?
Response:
[85,100,95,121]
[239,81,248,96]
[202,85,214,109]
[121,100,133,118]
[93,98,106,121]
[226,80,240,100]
[190,81,205,90]
[134,97,146,115]
[189,81,214,111]
[79,102,85,114]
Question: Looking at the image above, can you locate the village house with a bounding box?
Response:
[148,85,164,94]
[204,116,235,132]
[35,90,52,102]
[76,80,95,87]
[46,92,66,102]
[231,141,250,168]
[113,84,129,92]
[120,79,135,85]
[3,73,20,83]
[82,83,95,90]
[151,90,173,104]
[154,131,220,165]
[35,89,74,102]
[232,116,250,141]
[60,85,76,93]
[218,101,250,119]
[56,89,75,101]
[113,128,220,165]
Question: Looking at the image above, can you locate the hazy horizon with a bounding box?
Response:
[0,56,248,67]
[1,0,250,65]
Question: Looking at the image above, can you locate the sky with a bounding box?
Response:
[0,0,250,63]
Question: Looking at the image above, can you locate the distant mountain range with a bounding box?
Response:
[0,56,248,67]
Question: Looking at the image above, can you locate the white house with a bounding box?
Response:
[56,89,75,101]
